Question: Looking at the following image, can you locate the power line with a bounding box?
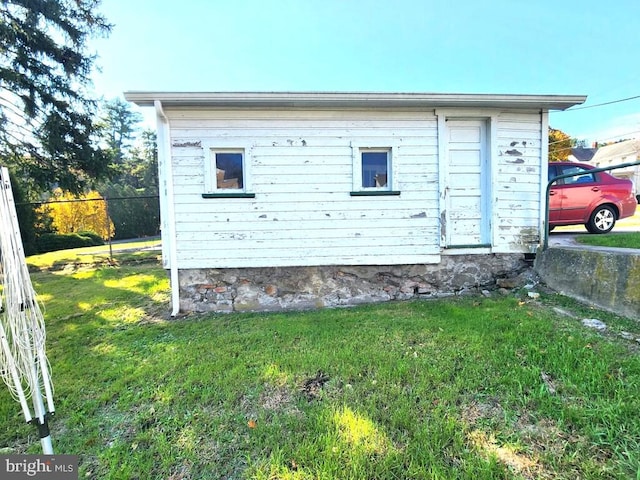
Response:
[562,95,640,112]
[551,137,640,155]
[548,136,576,146]
[549,95,640,143]
[589,130,640,143]
[16,195,159,207]
[547,129,640,149]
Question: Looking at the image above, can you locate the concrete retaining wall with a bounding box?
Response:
[535,246,640,319]
[178,254,528,313]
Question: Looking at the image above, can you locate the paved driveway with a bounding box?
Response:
[549,209,640,247]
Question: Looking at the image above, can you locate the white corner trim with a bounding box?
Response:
[155,100,180,317]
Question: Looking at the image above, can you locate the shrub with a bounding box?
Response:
[36,231,104,253]
[77,230,105,244]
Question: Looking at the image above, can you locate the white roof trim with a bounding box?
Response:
[124,91,586,111]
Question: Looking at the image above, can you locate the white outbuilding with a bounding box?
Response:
[125,91,585,314]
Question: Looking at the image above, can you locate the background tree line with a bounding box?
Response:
[1,1,159,254]
[14,98,160,254]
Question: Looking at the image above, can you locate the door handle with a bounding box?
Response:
[591,187,600,192]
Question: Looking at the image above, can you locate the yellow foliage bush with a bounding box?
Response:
[38,188,114,240]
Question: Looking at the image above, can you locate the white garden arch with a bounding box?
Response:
[0,166,54,454]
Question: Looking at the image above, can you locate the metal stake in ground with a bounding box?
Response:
[0,166,55,454]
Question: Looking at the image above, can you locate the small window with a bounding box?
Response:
[361,149,390,189]
[215,151,244,189]
[560,166,595,185]
[203,147,254,198]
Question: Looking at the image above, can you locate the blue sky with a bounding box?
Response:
[89,0,640,144]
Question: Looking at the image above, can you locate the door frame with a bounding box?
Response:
[436,110,498,249]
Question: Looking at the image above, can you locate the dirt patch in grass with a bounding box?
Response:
[468,429,541,479]
[461,400,577,479]
[300,371,330,401]
[460,395,598,480]
[139,298,173,324]
[516,415,582,458]
[166,463,192,480]
[460,397,504,425]
[260,384,299,415]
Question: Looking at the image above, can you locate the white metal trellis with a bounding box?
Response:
[0,166,55,454]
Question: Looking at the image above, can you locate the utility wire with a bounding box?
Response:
[562,95,640,112]
[549,94,640,144]
[547,129,640,148]
[15,195,159,207]
[550,138,640,155]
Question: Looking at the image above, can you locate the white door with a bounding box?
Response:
[445,120,489,247]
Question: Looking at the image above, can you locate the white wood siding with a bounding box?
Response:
[493,111,544,252]
[166,109,441,269]
[161,108,544,269]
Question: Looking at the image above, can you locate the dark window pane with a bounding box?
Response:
[362,151,388,187]
[560,166,594,184]
[216,153,243,189]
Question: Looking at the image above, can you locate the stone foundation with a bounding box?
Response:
[177,254,529,313]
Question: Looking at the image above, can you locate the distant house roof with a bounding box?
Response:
[590,139,640,167]
[570,146,598,162]
[124,91,586,110]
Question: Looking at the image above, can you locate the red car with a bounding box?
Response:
[548,162,637,234]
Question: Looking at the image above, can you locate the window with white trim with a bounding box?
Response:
[203,148,254,198]
[350,147,399,196]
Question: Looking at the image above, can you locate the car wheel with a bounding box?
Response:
[586,205,616,234]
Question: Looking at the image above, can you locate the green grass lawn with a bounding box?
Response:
[25,237,161,270]
[575,232,640,249]
[1,254,640,479]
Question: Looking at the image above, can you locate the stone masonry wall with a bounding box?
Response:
[178,254,529,313]
[535,246,640,320]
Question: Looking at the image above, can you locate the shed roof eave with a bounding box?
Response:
[123,91,586,111]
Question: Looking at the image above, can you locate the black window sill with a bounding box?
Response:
[202,192,256,199]
[350,190,401,197]
[445,244,491,249]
